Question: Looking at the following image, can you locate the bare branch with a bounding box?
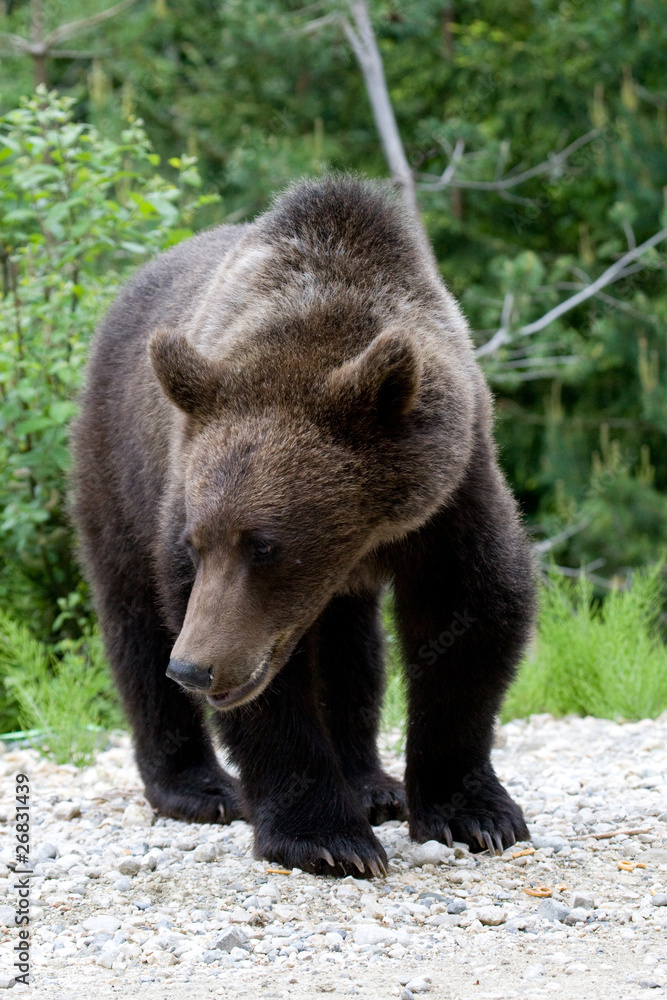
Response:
[547,282,655,320]
[49,48,109,60]
[518,227,667,336]
[476,226,667,357]
[635,84,667,109]
[418,130,599,192]
[622,219,636,251]
[296,13,341,35]
[533,520,590,555]
[538,561,621,590]
[0,32,33,54]
[342,1,422,224]
[44,0,138,47]
[498,355,578,370]
[437,137,465,187]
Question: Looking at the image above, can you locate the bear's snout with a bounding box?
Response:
[166,658,213,692]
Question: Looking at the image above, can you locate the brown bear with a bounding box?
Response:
[70,175,535,878]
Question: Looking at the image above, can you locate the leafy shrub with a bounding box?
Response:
[0,86,216,641]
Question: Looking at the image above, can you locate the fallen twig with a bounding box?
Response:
[571,827,653,841]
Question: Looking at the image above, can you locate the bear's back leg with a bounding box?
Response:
[392,430,536,855]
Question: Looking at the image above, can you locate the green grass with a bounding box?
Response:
[2,565,665,768]
[0,612,123,766]
[379,565,667,730]
[501,564,667,722]
[380,593,407,735]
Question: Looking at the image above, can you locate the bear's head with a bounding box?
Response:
[149,325,469,710]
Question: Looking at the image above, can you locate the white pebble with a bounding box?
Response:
[193,843,217,863]
[54,801,81,821]
[83,915,121,933]
[523,963,546,980]
[117,857,141,876]
[122,804,154,828]
[408,841,454,867]
[477,906,507,926]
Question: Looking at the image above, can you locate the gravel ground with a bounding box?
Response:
[0,713,666,1000]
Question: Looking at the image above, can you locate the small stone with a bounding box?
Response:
[213,928,251,952]
[477,906,506,926]
[175,836,198,852]
[56,853,84,872]
[523,963,546,980]
[564,907,590,924]
[651,894,667,907]
[408,841,454,867]
[542,952,570,967]
[400,991,414,1000]
[404,979,430,993]
[452,843,469,859]
[96,942,121,968]
[532,835,567,852]
[54,801,80,821]
[122,803,155,828]
[117,857,141,876]
[571,892,595,910]
[0,906,16,928]
[201,949,223,963]
[353,924,395,946]
[83,915,122,934]
[324,932,344,950]
[447,899,466,914]
[193,843,216,863]
[257,881,280,902]
[565,962,589,975]
[114,876,132,892]
[537,899,571,922]
[0,975,16,989]
[229,946,249,961]
[34,843,58,862]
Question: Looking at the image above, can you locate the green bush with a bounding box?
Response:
[0,86,216,641]
[0,87,218,749]
[502,564,667,722]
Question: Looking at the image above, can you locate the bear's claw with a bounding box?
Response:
[409,773,529,857]
[350,852,365,874]
[256,827,388,879]
[144,763,245,825]
[357,771,408,825]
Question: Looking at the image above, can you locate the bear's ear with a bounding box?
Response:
[326,331,422,429]
[149,330,222,418]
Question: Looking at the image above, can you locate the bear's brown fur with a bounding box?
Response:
[71,176,535,877]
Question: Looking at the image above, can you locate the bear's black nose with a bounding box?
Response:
[166,659,213,692]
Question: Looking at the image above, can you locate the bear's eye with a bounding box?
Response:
[247,537,279,565]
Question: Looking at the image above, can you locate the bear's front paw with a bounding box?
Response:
[355,770,408,825]
[144,763,245,824]
[255,825,388,878]
[409,771,528,856]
